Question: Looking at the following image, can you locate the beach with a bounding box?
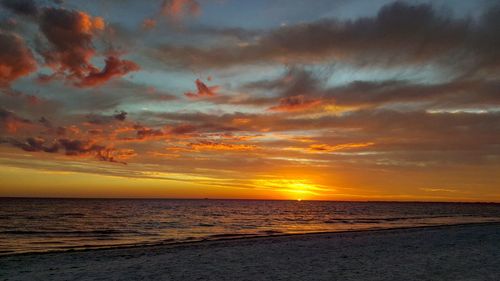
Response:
[1,222,499,281]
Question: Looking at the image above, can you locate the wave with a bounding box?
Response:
[206,233,256,239]
[197,223,215,227]
[322,215,471,224]
[259,230,283,235]
[3,221,499,257]
[0,229,141,236]
[2,199,499,256]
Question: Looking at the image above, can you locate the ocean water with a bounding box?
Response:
[1,198,500,255]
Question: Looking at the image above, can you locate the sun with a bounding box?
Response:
[254,178,323,200]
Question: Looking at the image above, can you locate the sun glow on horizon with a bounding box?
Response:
[253,178,326,200]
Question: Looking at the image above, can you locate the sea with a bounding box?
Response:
[1,198,500,255]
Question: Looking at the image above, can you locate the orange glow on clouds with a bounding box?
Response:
[308,142,375,153]
[1,1,499,202]
[253,179,327,200]
[189,141,257,152]
[78,12,105,33]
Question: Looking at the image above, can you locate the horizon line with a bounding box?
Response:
[1,196,499,204]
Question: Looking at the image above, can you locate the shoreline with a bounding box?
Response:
[2,221,500,281]
[3,220,500,258]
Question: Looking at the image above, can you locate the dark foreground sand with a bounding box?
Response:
[1,223,500,281]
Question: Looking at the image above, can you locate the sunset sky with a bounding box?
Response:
[1,0,499,201]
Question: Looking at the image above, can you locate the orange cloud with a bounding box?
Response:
[189,141,257,152]
[185,79,219,99]
[232,118,251,125]
[162,0,201,20]
[134,126,164,140]
[0,32,37,87]
[149,151,181,158]
[308,142,375,153]
[77,11,105,33]
[76,56,140,88]
[142,18,157,29]
[0,108,32,133]
[169,124,197,135]
[39,8,138,87]
[40,9,99,77]
[269,95,322,112]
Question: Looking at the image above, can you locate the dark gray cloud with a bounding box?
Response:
[0,32,37,87]
[234,66,500,110]
[151,2,500,75]
[0,0,39,17]
[3,135,129,164]
[113,110,127,121]
[7,137,59,152]
[0,107,32,133]
[325,79,500,108]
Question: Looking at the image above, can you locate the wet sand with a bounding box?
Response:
[1,223,500,281]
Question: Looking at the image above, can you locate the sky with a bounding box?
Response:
[0,0,499,201]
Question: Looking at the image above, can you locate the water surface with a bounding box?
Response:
[1,198,500,255]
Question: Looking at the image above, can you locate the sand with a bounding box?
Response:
[1,223,500,281]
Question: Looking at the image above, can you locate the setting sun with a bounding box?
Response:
[253,179,324,200]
